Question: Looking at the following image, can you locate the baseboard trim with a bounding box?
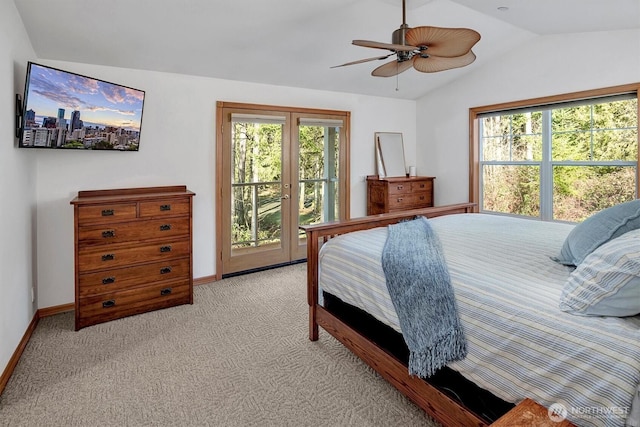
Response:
[0,310,39,397]
[38,303,74,318]
[194,275,217,286]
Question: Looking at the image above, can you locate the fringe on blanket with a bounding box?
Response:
[409,326,467,378]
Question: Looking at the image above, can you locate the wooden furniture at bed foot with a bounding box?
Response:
[491,398,576,426]
[71,185,195,330]
[366,175,435,215]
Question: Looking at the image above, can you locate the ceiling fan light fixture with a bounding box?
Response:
[331,0,481,75]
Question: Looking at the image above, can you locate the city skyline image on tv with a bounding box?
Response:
[19,62,145,151]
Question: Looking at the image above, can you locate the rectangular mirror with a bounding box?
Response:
[375,132,406,178]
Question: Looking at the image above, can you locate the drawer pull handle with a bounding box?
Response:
[160,224,172,231]
[101,209,114,216]
[102,230,116,238]
[160,266,172,274]
[419,184,425,188]
[102,276,116,285]
[419,196,425,200]
[102,300,116,308]
[160,245,172,253]
[160,204,171,211]
[102,254,115,261]
[397,198,403,202]
[160,288,172,296]
[396,185,404,190]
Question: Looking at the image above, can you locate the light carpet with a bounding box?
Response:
[0,263,439,427]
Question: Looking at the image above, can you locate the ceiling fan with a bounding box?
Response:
[332,0,481,76]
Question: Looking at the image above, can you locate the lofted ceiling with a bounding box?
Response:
[13,0,640,100]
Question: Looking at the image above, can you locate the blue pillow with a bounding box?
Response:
[560,229,640,317]
[554,200,640,266]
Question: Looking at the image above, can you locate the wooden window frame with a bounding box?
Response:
[468,83,640,213]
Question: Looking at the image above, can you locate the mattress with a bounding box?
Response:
[318,213,640,427]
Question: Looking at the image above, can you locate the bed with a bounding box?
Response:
[302,203,640,427]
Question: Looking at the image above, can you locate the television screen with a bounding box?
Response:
[19,62,145,151]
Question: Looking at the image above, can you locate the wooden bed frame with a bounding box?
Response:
[301,203,491,427]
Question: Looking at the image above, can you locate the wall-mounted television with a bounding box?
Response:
[18,62,145,151]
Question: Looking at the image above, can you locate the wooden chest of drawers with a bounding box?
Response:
[367,175,435,215]
[71,185,195,330]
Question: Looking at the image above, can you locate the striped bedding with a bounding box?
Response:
[318,213,640,427]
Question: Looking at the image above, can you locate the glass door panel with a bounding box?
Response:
[231,182,282,250]
[225,114,291,273]
[297,124,340,234]
[292,116,345,260]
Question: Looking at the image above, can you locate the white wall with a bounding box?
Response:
[0,1,37,377]
[34,61,417,308]
[416,29,640,205]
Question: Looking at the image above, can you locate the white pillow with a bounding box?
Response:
[559,229,640,317]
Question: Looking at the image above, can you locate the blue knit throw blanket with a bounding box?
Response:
[381,216,467,378]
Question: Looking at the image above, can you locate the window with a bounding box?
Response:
[471,85,639,222]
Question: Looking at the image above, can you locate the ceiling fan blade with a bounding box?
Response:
[330,53,395,68]
[405,26,480,57]
[371,59,414,77]
[412,50,476,73]
[353,39,417,52]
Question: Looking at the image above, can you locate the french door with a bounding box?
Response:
[216,102,350,277]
